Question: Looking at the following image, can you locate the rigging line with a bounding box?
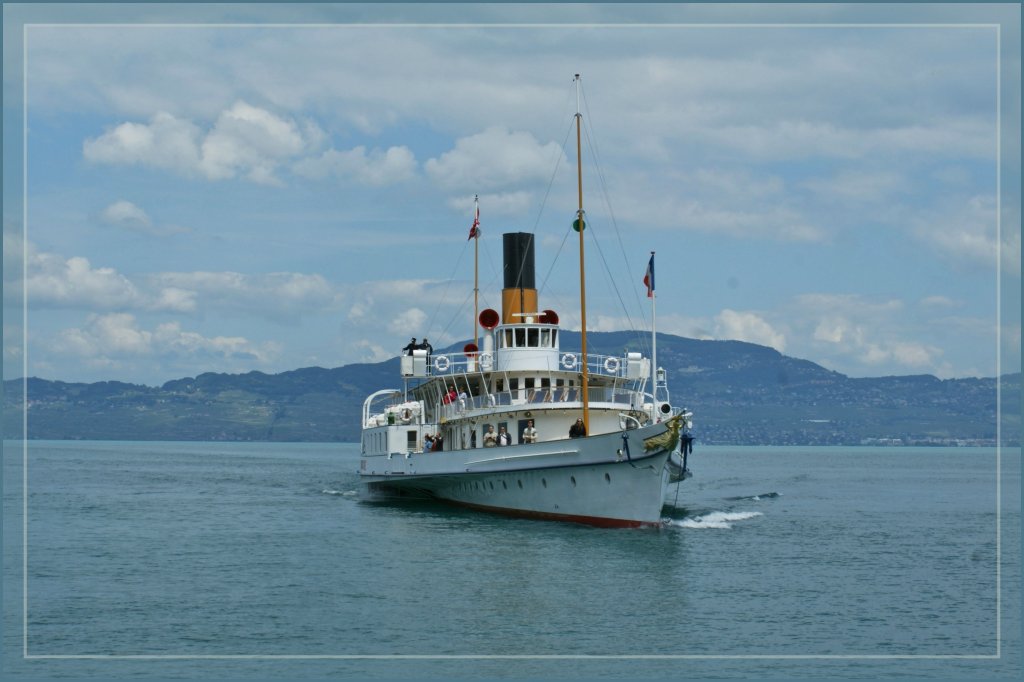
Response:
[530,80,579,234]
[438,286,478,343]
[578,120,650,356]
[425,236,471,340]
[580,86,653,351]
[437,222,503,345]
[535,119,580,299]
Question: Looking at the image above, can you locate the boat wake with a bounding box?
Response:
[321,488,358,497]
[665,510,763,529]
[724,491,781,502]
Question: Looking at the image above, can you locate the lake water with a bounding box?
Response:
[3,441,1020,680]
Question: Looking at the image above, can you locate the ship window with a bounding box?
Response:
[509,378,519,391]
[503,329,513,348]
[605,473,611,484]
[527,328,539,347]
[556,379,564,387]
[502,481,507,490]
[541,329,550,347]
[542,478,547,488]
[541,378,550,388]
[515,327,526,347]
[517,479,523,489]
[407,431,417,450]
[496,379,504,392]
[570,476,577,487]
[552,330,557,346]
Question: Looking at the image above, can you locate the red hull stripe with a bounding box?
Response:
[448,498,660,529]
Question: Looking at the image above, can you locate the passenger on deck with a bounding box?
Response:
[569,418,586,438]
[403,338,418,355]
[524,417,540,444]
[432,434,443,452]
[424,434,436,451]
[497,426,510,446]
[418,338,433,355]
[522,420,537,444]
[483,425,498,447]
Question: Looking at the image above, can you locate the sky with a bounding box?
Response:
[2,2,1021,387]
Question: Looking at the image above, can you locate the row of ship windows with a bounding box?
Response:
[499,327,558,349]
[458,472,613,493]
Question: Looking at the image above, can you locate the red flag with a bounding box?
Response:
[643,253,655,298]
[467,199,480,240]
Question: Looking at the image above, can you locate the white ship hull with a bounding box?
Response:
[360,418,682,528]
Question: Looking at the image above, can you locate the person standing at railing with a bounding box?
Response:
[522,420,537,444]
[497,426,511,446]
[483,425,498,447]
[569,418,586,438]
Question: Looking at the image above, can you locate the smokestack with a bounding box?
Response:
[501,232,538,324]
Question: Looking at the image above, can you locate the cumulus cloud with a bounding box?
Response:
[612,168,824,242]
[292,144,416,186]
[924,195,998,267]
[83,111,202,174]
[100,200,152,230]
[425,126,565,191]
[796,293,947,373]
[388,307,428,335]
[51,313,279,366]
[19,244,195,313]
[713,309,786,352]
[15,241,342,319]
[24,248,148,311]
[447,191,534,218]
[98,200,190,236]
[147,270,343,320]
[84,101,323,185]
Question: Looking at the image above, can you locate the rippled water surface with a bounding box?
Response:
[3,441,1020,679]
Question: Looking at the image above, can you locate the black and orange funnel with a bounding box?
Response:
[501,232,537,324]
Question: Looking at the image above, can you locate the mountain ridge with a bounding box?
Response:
[4,332,1019,445]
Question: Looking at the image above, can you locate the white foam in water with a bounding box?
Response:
[669,510,763,529]
[322,489,358,496]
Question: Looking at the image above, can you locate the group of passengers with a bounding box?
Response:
[481,420,540,448]
[424,417,585,453]
[423,433,444,452]
[402,338,433,355]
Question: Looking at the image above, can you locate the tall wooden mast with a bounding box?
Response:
[473,194,480,350]
[574,74,590,431]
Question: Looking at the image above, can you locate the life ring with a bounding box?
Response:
[433,355,450,372]
[400,408,412,421]
[561,353,577,370]
[479,352,494,370]
[604,357,620,374]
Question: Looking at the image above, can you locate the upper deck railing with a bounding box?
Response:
[401,348,647,381]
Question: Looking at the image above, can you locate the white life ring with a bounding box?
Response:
[433,355,450,372]
[400,408,413,421]
[604,357,620,374]
[479,352,494,370]
[561,353,577,370]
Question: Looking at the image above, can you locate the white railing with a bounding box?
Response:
[412,349,636,379]
[433,385,644,421]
